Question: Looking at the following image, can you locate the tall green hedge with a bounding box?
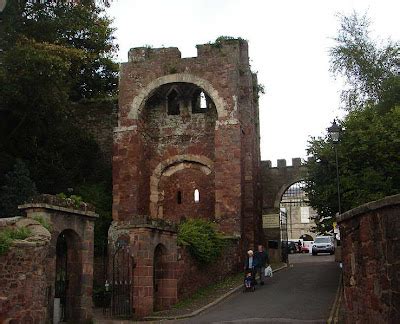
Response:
[177,219,226,264]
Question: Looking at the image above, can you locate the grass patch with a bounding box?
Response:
[0,227,32,255]
[173,272,243,310]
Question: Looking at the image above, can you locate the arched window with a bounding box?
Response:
[167,89,180,115]
[194,189,200,203]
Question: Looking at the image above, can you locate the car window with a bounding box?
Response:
[315,237,331,243]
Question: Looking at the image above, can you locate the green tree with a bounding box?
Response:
[306,13,400,233]
[0,0,116,192]
[0,160,37,217]
[0,1,116,249]
[330,12,399,110]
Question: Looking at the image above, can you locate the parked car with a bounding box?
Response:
[312,236,335,255]
[282,241,297,254]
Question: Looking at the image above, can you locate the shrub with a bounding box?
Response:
[177,219,226,264]
[0,226,32,255]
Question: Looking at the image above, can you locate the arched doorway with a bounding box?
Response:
[153,243,170,311]
[54,229,82,322]
[279,181,316,257]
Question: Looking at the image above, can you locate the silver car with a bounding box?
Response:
[312,236,335,255]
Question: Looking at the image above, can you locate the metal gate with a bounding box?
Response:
[111,241,135,317]
[55,233,68,321]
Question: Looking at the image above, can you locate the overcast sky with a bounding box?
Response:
[106,0,399,165]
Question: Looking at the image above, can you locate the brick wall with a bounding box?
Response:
[0,217,51,323]
[338,194,400,323]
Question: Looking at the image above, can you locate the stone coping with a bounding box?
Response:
[337,194,400,223]
[18,203,98,218]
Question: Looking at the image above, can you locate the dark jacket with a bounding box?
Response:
[244,256,259,270]
[254,250,269,268]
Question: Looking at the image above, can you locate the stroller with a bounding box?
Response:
[243,269,256,292]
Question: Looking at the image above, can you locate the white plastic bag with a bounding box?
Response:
[265,265,273,278]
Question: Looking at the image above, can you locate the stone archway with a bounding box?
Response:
[54,229,82,323]
[127,73,228,120]
[153,243,168,311]
[274,179,306,208]
[149,154,214,218]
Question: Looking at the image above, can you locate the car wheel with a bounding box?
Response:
[330,251,334,255]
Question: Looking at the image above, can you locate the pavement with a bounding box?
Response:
[177,253,341,324]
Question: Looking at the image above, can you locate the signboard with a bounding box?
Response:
[262,214,280,228]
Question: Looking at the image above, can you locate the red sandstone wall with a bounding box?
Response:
[159,168,215,222]
[114,40,261,241]
[0,242,48,323]
[338,195,400,323]
[176,240,241,299]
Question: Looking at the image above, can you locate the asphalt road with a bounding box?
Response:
[182,254,340,324]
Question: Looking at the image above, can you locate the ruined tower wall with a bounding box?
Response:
[114,40,261,242]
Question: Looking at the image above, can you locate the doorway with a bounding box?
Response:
[54,230,82,322]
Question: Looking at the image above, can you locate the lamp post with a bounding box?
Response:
[328,120,342,215]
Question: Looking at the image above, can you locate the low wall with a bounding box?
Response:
[0,217,51,323]
[338,194,400,323]
[177,238,242,299]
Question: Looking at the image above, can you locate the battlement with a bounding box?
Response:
[127,38,249,63]
[262,158,305,168]
[128,47,182,62]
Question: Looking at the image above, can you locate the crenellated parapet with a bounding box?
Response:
[261,158,309,212]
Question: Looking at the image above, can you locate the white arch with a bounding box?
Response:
[127,73,228,120]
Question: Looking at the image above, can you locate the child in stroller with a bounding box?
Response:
[244,270,255,292]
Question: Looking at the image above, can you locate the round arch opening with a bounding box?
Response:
[128,73,228,120]
[279,181,315,243]
[153,243,175,311]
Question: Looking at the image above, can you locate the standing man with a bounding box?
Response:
[254,244,269,285]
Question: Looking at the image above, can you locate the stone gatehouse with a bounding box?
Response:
[111,38,263,316]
